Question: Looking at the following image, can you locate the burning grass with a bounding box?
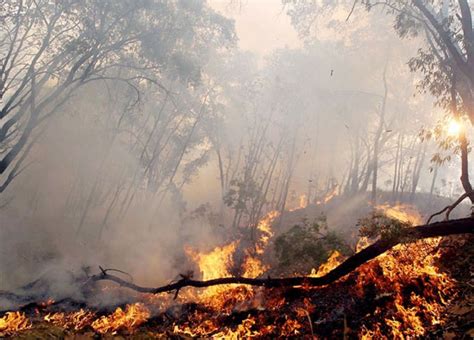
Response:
[1,205,472,338]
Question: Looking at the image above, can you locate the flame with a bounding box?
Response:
[91,303,150,334]
[212,316,260,338]
[281,318,303,336]
[44,309,95,331]
[356,236,371,252]
[4,234,458,337]
[255,210,278,254]
[242,256,267,278]
[174,315,274,338]
[173,319,218,337]
[356,237,454,337]
[0,312,31,336]
[184,211,278,308]
[3,202,460,337]
[316,186,339,205]
[375,203,422,225]
[309,250,345,278]
[187,241,237,281]
[186,241,247,308]
[289,194,308,211]
[299,194,308,209]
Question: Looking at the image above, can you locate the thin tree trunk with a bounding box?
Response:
[371,62,388,204]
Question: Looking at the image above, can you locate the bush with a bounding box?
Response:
[273,216,351,275]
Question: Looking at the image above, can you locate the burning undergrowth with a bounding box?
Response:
[0,206,472,338]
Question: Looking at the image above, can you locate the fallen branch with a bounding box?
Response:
[90,218,474,296]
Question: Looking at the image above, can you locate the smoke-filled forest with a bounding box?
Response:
[0,0,473,338]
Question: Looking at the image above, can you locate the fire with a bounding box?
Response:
[186,241,238,282]
[242,255,267,278]
[183,210,279,308]
[91,303,150,334]
[299,194,308,209]
[309,250,345,277]
[185,210,278,283]
[316,186,339,205]
[356,236,371,252]
[2,203,464,337]
[281,318,303,336]
[186,241,238,304]
[173,317,219,338]
[289,194,308,211]
[375,203,422,225]
[356,236,455,337]
[0,312,31,336]
[212,316,260,338]
[44,309,95,331]
[255,210,278,254]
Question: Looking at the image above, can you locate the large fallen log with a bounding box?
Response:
[90,217,474,295]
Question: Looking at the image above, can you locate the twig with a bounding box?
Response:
[304,309,314,339]
[346,0,358,21]
[98,266,134,282]
[426,191,473,224]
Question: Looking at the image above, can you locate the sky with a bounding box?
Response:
[208,0,302,58]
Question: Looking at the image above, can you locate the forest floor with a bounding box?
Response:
[3,235,473,338]
[1,192,473,338]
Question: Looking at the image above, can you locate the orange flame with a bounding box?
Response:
[255,210,278,255]
[316,186,339,205]
[0,312,31,336]
[309,250,345,278]
[289,194,308,211]
[185,241,242,307]
[91,303,150,334]
[3,202,458,338]
[242,256,267,278]
[356,237,454,337]
[375,203,422,225]
[356,236,371,252]
[44,309,95,331]
[184,211,279,308]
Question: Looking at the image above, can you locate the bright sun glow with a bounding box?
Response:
[447,119,461,136]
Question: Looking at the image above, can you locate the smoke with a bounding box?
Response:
[0,1,466,300]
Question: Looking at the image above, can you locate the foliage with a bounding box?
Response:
[274,216,351,275]
[419,114,470,167]
[224,178,265,213]
[0,0,236,191]
[283,0,474,119]
[358,213,411,242]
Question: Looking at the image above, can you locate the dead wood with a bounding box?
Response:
[426,191,474,224]
[89,218,474,296]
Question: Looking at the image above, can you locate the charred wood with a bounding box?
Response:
[89,218,474,296]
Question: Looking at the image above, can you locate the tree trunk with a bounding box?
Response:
[371,62,388,204]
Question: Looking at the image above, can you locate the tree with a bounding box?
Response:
[0,0,235,193]
[283,0,473,201]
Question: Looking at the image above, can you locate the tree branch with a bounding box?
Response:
[412,0,472,83]
[90,218,474,296]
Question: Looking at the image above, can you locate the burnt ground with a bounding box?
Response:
[1,192,473,338]
[1,234,472,339]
